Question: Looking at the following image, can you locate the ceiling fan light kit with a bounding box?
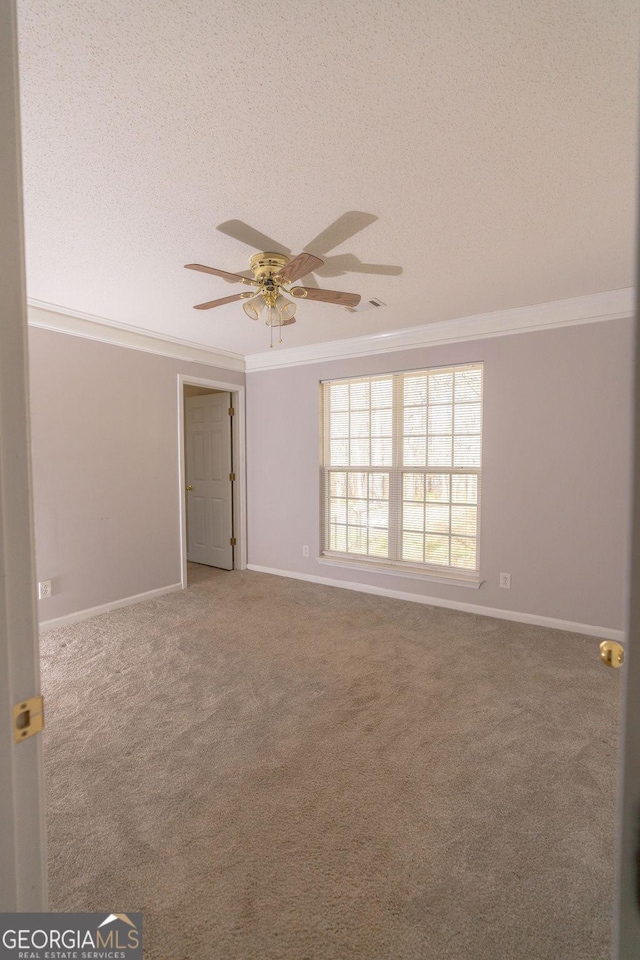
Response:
[185,249,361,347]
[242,292,297,325]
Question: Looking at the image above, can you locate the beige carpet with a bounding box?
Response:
[40,566,621,959]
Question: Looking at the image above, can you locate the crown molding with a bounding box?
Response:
[26,287,635,376]
[245,287,635,372]
[27,299,245,372]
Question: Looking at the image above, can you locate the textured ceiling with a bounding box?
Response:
[16,0,639,357]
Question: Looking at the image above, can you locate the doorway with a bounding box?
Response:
[184,386,233,572]
[178,375,247,590]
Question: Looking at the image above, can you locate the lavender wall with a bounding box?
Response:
[29,326,244,622]
[246,319,633,632]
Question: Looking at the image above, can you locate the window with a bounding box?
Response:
[321,363,482,579]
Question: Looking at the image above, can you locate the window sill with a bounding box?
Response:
[317,555,483,589]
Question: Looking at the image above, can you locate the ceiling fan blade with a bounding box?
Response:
[275,252,324,285]
[290,286,361,308]
[185,263,254,285]
[193,293,249,310]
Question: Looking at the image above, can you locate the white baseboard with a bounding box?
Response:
[39,582,183,631]
[247,564,624,642]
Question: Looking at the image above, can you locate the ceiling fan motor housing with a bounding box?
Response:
[249,252,290,283]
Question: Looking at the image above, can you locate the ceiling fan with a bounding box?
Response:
[185,251,361,347]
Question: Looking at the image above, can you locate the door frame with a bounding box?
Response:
[177,375,247,585]
[0,0,48,910]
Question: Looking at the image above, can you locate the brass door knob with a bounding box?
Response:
[600,640,624,668]
[186,485,193,491]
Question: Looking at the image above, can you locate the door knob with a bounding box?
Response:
[600,640,624,668]
[186,485,193,491]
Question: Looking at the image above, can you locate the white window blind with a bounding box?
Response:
[321,363,482,577]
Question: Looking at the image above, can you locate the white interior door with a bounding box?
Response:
[185,392,234,570]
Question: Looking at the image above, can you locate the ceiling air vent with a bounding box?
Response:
[345,297,387,313]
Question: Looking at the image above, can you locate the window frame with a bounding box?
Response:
[320,362,483,584]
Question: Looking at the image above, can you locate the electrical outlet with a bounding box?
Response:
[38,580,52,600]
[499,572,511,589]
[302,545,310,558]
